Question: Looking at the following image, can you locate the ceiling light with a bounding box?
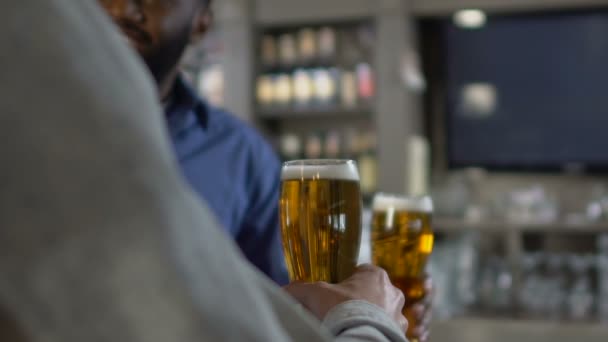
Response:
[454,9,487,29]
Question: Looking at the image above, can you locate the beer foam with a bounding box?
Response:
[281,160,360,181]
[372,193,433,213]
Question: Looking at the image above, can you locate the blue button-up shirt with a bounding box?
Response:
[165,76,288,285]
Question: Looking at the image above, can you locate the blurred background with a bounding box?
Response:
[183,0,608,341]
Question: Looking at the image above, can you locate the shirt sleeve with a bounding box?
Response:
[324,301,408,342]
[235,137,289,285]
[250,267,409,342]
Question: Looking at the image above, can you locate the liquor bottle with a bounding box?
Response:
[256,74,274,107]
[313,68,337,106]
[340,70,358,108]
[292,69,313,108]
[304,133,323,159]
[280,133,302,160]
[278,33,297,67]
[357,130,378,196]
[324,130,341,159]
[344,128,361,161]
[318,26,337,62]
[298,28,317,65]
[274,73,292,107]
[260,34,277,67]
[356,63,374,101]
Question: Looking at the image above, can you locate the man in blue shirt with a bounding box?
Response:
[99,0,288,284]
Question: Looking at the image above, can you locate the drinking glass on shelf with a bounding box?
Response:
[545,253,567,320]
[478,256,512,313]
[566,254,595,321]
[519,253,543,318]
[598,234,608,322]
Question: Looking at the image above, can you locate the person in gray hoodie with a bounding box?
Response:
[0,1,409,341]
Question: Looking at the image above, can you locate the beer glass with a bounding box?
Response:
[279,160,362,283]
[371,193,434,341]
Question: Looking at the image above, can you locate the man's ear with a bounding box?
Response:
[190,7,212,43]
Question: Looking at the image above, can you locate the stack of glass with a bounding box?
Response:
[598,234,608,322]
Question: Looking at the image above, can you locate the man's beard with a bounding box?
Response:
[142,27,191,86]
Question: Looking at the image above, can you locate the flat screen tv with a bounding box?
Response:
[442,10,608,172]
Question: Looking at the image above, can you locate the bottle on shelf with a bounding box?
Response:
[278,33,298,67]
[279,133,303,161]
[406,135,430,197]
[356,62,375,102]
[292,69,314,108]
[273,73,293,107]
[318,26,337,63]
[340,70,358,108]
[260,34,277,68]
[324,130,341,159]
[304,133,324,159]
[312,68,337,107]
[357,130,378,196]
[256,74,275,108]
[298,28,317,65]
[344,128,361,161]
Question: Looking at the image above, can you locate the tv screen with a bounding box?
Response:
[444,11,608,171]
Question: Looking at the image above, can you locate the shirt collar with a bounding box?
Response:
[165,75,209,130]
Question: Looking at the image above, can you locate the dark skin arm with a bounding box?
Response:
[404,275,433,342]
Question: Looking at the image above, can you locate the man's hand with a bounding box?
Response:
[403,275,433,342]
[284,264,407,332]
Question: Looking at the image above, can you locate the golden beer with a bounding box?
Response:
[371,194,433,341]
[280,160,362,283]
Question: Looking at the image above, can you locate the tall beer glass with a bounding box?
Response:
[371,193,434,341]
[280,160,362,283]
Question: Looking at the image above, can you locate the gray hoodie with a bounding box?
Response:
[0,1,406,341]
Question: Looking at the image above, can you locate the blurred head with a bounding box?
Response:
[99,0,212,85]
